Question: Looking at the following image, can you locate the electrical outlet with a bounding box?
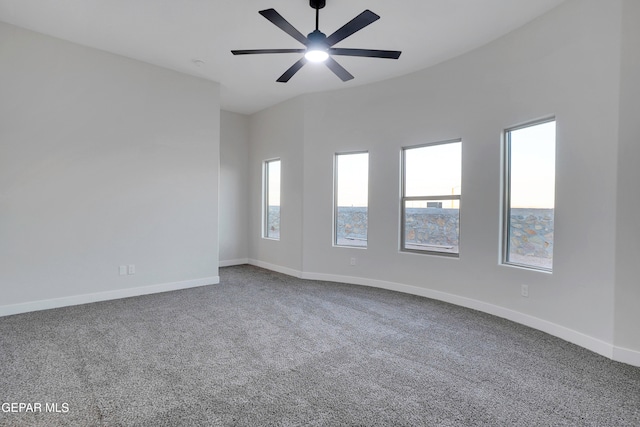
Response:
[350,257,356,266]
[521,284,529,297]
[119,265,127,276]
[128,264,136,275]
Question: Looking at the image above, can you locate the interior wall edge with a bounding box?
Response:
[219,258,251,267]
[248,259,304,279]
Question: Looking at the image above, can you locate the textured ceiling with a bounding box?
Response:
[0,0,566,114]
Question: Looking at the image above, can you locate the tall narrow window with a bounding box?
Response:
[264,159,281,240]
[503,119,556,271]
[401,140,462,256]
[334,152,369,247]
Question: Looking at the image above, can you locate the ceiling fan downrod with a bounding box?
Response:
[310,0,325,31]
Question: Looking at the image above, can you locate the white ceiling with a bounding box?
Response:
[0,0,565,114]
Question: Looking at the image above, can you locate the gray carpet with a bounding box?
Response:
[1,265,639,426]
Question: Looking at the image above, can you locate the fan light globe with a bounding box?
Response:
[305,49,329,62]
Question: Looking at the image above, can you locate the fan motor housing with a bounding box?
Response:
[310,0,326,10]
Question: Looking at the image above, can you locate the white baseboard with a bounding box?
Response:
[219,258,249,267]
[254,263,639,368]
[0,276,219,318]
[6,260,640,368]
[613,346,640,367]
[302,271,614,360]
[248,259,303,278]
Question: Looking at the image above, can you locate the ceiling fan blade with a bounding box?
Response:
[232,49,306,55]
[329,48,401,59]
[277,58,308,83]
[259,9,309,46]
[325,10,380,47]
[325,57,354,82]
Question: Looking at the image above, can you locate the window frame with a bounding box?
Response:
[501,117,556,272]
[263,158,281,240]
[400,138,462,257]
[333,150,369,248]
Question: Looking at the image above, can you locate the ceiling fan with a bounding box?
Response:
[231,0,402,83]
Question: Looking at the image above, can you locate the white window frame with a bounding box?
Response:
[263,158,281,240]
[400,139,462,257]
[501,117,556,272]
[333,151,369,248]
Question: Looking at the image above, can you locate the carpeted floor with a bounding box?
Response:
[1,264,639,426]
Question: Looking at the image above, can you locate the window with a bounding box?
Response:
[503,119,556,271]
[401,140,462,256]
[263,159,281,239]
[334,152,369,247]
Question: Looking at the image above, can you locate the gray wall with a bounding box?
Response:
[245,0,640,365]
[0,22,220,313]
[219,110,250,265]
[614,0,640,362]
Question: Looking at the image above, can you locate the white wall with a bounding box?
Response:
[0,23,220,314]
[614,0,640,363]
[219,110,250,265]
[247,0,640,365]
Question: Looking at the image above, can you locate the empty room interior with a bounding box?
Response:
[1,0,639,425]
